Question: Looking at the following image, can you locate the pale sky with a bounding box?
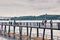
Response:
[0,0,60,17]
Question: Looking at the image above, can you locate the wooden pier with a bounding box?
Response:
[0,20,60,40]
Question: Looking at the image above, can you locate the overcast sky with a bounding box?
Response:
[0,0,60,17]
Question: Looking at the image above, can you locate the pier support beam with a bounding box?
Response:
[30,27,32,40]
[37,28,39,37]
[51,28,53,40]
[42,20,46,40]
[13,20,16,39]
[19,26,22,40]
[26,22,28,40]
[4,25,6,36]
[1,23,3,34]
[13,25,15,38]
[43,28,45,40]
[8,22,11,37]
[37,22,39,37]
[50,20,53,40]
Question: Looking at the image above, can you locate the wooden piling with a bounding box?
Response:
[30,27,32,40]
[8,21,11,37]
[50,20,53,40]
[19,25,22,40]
[13,20,16,38]
[43,20,47,40]
[1,23,3,34]
[26,22,29,40]
[37,28,39,37]
[4,24,6,36]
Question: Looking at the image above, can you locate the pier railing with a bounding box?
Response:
[0,20,60,40]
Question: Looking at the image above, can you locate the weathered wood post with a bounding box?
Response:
[8,21,11,37]
[50,20,53,40]
[30,22,32,40]
[4,23,7,36]
[26,22,28,40]
[39,22,40,28]
[19,22,22,40]
[30,27,32,40]
[13,20,16,39]
[37,28,39,37]
[37,22,39,37]
[1,23,3,34]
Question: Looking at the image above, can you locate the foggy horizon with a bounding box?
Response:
[0,0,60,17]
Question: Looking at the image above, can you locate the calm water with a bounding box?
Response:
[0,26,60,40]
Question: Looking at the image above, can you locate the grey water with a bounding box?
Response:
[0,26,60,40]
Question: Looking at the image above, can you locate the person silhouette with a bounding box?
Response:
[50,19,52,26]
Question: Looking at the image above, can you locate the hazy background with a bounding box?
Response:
[0,0,60,17]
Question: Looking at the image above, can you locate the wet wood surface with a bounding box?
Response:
[0,31,49,40]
